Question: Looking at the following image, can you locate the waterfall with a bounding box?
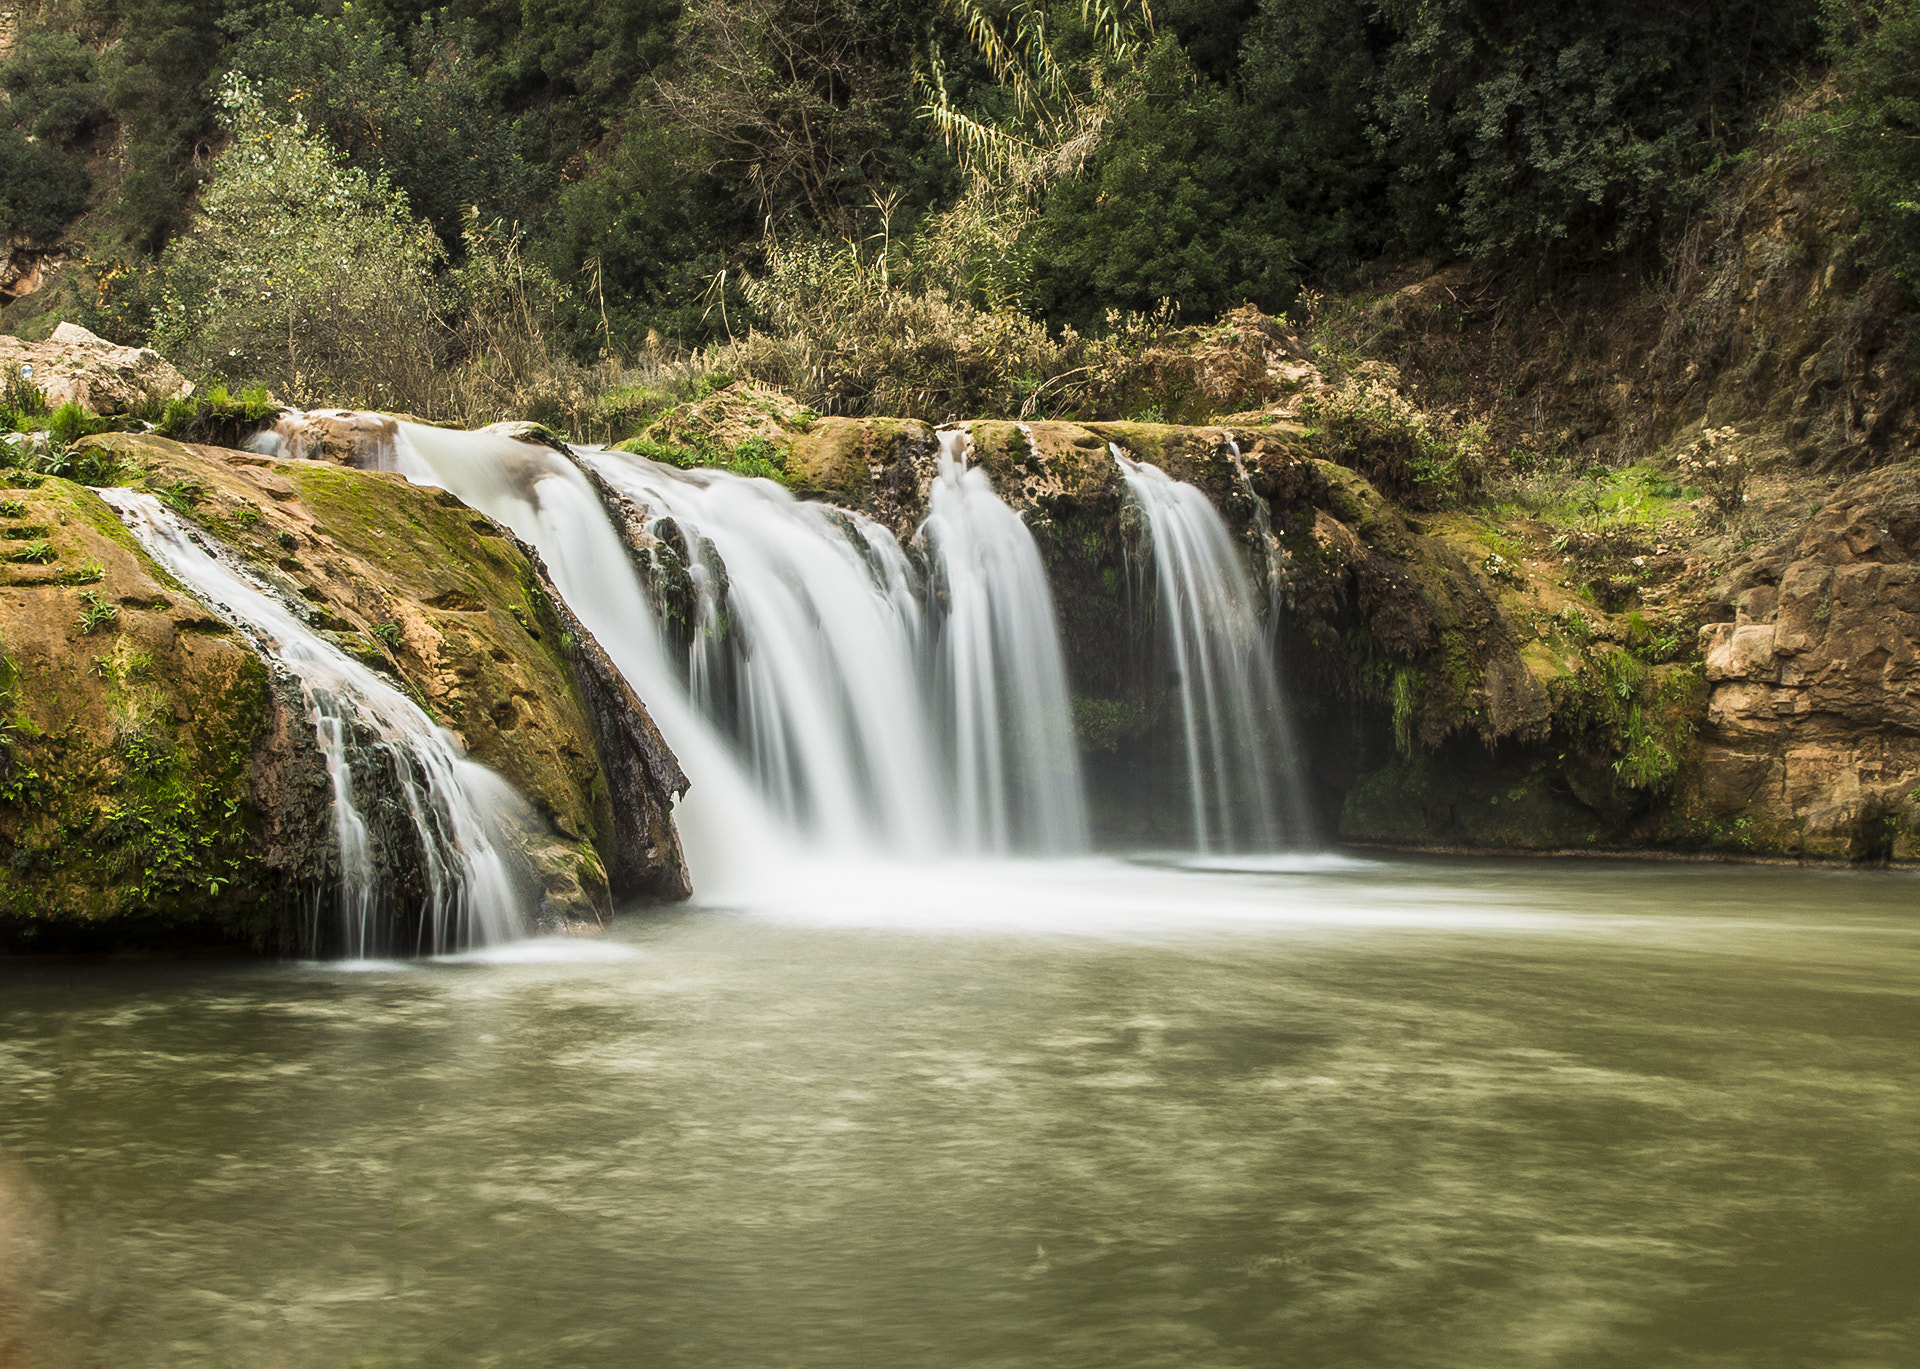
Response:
[1113,448,1297,852]
[578,447,945,856]
[380,424,790,895]
[378,419,1086,871]
[922,428,1087,852]
[102,492,529,955]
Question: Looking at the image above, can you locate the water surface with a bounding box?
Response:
[2,856,1915,1367]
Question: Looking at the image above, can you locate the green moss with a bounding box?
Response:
[1071,694,1147,751]
[615,432,797,487]
[1340,754,1432,841]
[0,639,268,934]
[1555,650,1702,797]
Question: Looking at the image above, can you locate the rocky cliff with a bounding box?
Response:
[1696,466,1920,859]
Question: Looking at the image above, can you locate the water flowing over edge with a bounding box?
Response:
[102,490,531,955]
[1112,442,1313,851]
[237,411,1332,914]
[366,420,1090,889]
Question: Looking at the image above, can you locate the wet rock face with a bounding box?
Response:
[525,551,690,903]
[0,323,193,415]
[1696,467,1920,858]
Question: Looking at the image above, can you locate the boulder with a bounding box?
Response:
[0,322,194,415]
[0,432,690,953]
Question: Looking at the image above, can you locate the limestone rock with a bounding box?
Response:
[253,409,403,468]
[1693,465,1920,858]
[0,239,62,306]
[0,323,193,414]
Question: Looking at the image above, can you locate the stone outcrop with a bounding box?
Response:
[0,324,194,415]
[0,432,690,952]
[0,242,63,309]
[1694,465,1920,858]
[0,464,270,948]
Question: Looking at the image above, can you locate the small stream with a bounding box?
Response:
[2,856,1914,1368]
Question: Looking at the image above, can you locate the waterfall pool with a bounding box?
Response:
[2,855,1914,1367]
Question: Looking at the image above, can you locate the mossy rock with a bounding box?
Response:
[0,432,691,953]
[0,472,271,950]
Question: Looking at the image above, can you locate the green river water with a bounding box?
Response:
[1,854,1915,1367]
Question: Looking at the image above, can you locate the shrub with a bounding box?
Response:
[1302,370,1489,509]
[1672,426,1748,518]
[152,75,446,411]
[155,385,281,448]
[0,125,90,243]
[1370,0,1818,272]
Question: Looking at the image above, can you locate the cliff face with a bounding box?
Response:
[0,431,688,953]
[1695,467,1920,859]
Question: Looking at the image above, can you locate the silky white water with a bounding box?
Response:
[1115,450,1291,850]
[101,491,527,955]
[386,420,1087,874]
[920,429,1087,852]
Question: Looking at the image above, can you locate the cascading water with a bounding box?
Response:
[1113,448,1299,852]
[577,450,945,856]
[921,428,1087,852]
[364,423,788,894]
[354,418,1086,869]
[102,491,530,955]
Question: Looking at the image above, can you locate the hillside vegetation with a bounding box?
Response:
[0,0,1912,441]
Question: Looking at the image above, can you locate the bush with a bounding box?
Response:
[0,30,109,147]
[0,126,91,243]
[155,384,280,448]
[221,8,548,253]
[1370,0,1818,272]
[152,75,446,411]
[1672,426,1749,518]
[1302,370,1490,509]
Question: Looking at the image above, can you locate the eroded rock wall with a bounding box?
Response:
[1695,466,1920,858]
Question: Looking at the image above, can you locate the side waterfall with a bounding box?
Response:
[103,491,528,955]
[382,421,1085,879]
[1113,449,1300,851]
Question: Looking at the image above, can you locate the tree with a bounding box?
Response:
[153,77,445,409]
[654,0,904,238]
[1368,0,1819,272]
[222,6,546,254]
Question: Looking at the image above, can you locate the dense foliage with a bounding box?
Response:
[0,0,1901,393]
[151,76,447,409]
[1812,0,1920,291]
